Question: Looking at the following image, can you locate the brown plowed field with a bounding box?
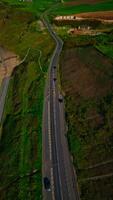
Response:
[61,47,113,98]
[65,0,105,6]
[60,46,113,200]
[76,11,113,20]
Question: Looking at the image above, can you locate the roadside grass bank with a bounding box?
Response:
[59,29,113,199]
[0,36,54,200]
[0,4,54,199]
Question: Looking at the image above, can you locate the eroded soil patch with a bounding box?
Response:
[0,46,20,86]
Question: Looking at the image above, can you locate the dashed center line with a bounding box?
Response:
[51,167,55,200]
[48,101,52,161]
[48,100,55,200]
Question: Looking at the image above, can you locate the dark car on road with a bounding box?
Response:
[58,94,63,102]
[43,177,51,191]
[53,77,57,81]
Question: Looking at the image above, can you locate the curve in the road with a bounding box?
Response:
[42,17,80,200]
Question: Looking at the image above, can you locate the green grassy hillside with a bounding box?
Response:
[1,0,56,13]
[0,4,54,200]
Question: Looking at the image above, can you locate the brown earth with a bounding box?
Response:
[55,11,113,24]
[61,47,113,98]
[76,11,113,20]
[65,0,105,6]
[0,46,20,86]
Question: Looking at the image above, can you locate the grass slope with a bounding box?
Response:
[0,4,54,199]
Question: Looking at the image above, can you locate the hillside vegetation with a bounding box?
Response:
[60,31,113,199]
[0,4,54,199]
[1,0,55,13]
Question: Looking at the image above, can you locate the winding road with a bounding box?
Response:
[42,18,80,200]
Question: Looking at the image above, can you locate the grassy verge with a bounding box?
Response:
[0,44,54,200]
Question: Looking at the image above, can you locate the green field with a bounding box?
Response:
[2,0,113,15]
[53,0,113,15]
[95,44,113,59]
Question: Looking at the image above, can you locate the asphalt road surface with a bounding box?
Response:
[42,18,80,200]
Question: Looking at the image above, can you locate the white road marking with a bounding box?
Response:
[52,81,64,200]
[48,101,52,161]
[51,167,55,200]
[48,100,55,200]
